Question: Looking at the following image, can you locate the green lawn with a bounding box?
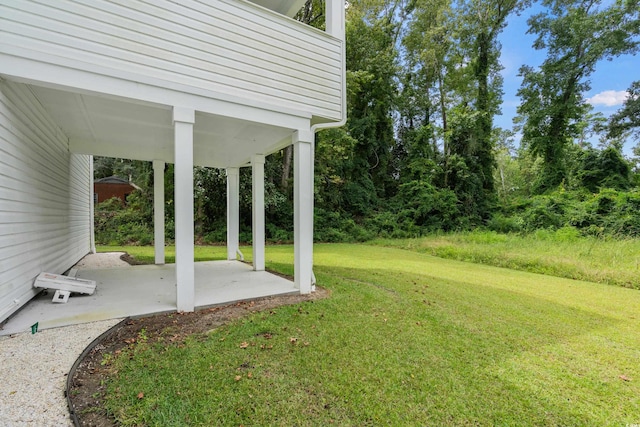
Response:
[99,229,640,289]
[373,229,640,289]
[97,245,230,264]
[104,244,640,426]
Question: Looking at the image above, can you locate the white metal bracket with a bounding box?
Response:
[52,290,71,303]
[311,270,317,292]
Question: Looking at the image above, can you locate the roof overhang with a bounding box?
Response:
[28,84,302,168]
[246,0,306,17]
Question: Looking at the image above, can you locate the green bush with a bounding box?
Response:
[94,194,153,245]
[202,229,226,245]
[491,189,640,238]
[94,182,640,247]
[520,195,566,231]
[266,223,292,243]
[553,226,581,242]
[487,213,524,233]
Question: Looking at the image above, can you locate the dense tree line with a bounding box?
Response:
[94,0,640,245]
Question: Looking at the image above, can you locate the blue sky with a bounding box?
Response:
[495,7,639,155]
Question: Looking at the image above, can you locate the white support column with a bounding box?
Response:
[226,167,240,260]
[252,154,265,271]
[293,130,314,294]
[309,134,316,290]
[173,107,195,312]
[326,0,345,39]
[89,155,96,254]
[153,159,165,265]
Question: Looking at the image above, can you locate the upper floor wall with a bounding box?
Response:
[0,0,344,124]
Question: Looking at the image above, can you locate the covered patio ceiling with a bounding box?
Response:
[28,84,295,168]
[249,0,307,17]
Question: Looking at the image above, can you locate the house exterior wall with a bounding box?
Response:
[0,80,92,324]
[0,0,343,123]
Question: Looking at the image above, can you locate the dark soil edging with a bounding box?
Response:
[119,253,147,265]
[66,289,330,426]
[66,318,129,426]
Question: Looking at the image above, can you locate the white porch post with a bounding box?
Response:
[293,130,314,294]
[252,155,265,271]
[173,107,195,312]
[226,167,240,260]
[153,159,165,265]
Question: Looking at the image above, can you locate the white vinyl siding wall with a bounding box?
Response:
[0,80,91,323]
[0,0,344,122]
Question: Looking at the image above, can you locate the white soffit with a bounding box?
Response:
[246,0,306,17]
[27,84,294,168]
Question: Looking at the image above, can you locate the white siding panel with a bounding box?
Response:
[0,0,344,121]
[0,80,91,323]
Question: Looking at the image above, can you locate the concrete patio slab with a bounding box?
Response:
[0,261,296,336]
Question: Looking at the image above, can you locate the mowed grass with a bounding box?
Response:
[373,229,640,289]
[104,244,640,426]
[99,229,640,289]
[97,245,230,264]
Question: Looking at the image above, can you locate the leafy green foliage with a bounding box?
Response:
[344,7,399,212]
[93,0,640,245]
[94,195,153,246]
[492,188,640,237]
[577,146,632,192]
[516,0,640,193]
[608,80,640,139]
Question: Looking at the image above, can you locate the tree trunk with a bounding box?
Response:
[281,145,293,191]
[475,29,494,193]
[438,67,449,186]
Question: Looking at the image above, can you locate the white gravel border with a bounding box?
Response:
[0,253,128,426]
[0,319,121,427]
[73,252,130,269]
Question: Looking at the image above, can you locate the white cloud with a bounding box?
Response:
[586,90,628,107]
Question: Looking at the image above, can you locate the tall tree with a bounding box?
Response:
[465,0,526,185]
[453,0,525,219]
[516,0,640,193]
[341,2,400,214]
[403,0,523,221]
[401,0,452,183]
[608,80,640,140]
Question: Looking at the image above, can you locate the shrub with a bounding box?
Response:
[202,229,226,245]
[492,189,640,239]
[94,195,153,245]
[487,213,524,233]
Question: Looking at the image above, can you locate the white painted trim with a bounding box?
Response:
[89,155,96,254]
[153,159,165,265]
[293,131,313,294]
[310,134,316,292]
[251,154,265,271]
[173,107,195,312]
[1,55,314,130]
[326,0,345,40]
[311,0,346,132]
[173,107,195,124]
[226,167,240,260]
